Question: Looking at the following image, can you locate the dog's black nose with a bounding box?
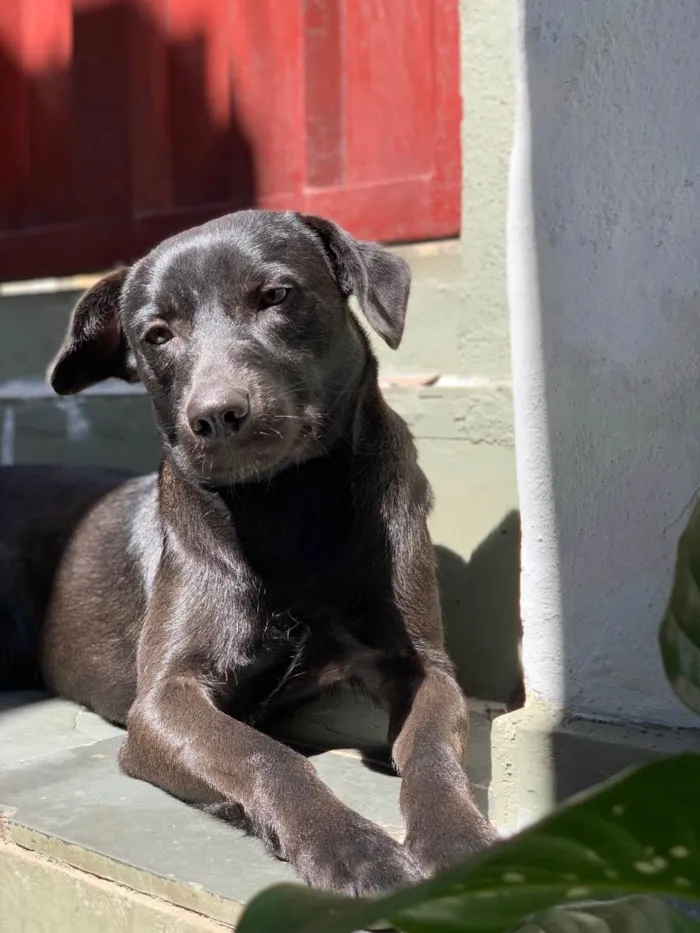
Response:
[187,391,250,440]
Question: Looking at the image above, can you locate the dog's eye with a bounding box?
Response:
[259,287,290,309]
[144,325,173,346]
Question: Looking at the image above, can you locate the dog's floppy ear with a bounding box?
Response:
[49,268,139,395]
[300,214,411,349]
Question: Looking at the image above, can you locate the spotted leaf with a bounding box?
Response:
[237,755,700,933]
[661,495,700,715]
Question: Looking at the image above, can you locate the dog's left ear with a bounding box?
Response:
[49,267,139,395]
[300,214,411,349]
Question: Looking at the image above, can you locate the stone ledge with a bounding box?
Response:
[0,381,513,467]
[0,837,232,933]
[0,691,501,930]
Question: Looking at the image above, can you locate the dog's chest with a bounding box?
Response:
[219,612,382,723]
[208,452,393,715]
[222,453,358,584]
[206,558,386,721]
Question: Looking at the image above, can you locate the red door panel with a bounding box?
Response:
[343,1,437,184]
[228,2,306,204]
[0,0,460,280]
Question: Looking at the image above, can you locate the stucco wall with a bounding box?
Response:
[509,0,700,728]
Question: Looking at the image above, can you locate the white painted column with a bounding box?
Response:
[508,0,700,728]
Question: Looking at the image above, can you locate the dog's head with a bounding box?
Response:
[49,211,410,485]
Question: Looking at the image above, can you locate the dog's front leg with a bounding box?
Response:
[372,478,498,875]
[118,672,421,895]
[388,662,498,876]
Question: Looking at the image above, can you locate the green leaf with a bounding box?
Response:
[660,495,700,715]
[519,896,700,933]
[237,755,700,933]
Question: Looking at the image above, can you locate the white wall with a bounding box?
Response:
[509,0,700,728]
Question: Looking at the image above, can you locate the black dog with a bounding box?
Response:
[0,210,496,894]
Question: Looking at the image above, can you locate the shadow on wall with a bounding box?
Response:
[517,1,700,802]
[436,511,524,708]
[0,0,256,277]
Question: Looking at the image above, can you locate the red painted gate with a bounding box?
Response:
[0,0,461,280]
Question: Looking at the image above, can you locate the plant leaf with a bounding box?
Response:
[660,495,700,714]
[237,755,700,933]
[519,896,700,933]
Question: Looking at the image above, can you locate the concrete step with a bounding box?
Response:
[379,240,511,379]
[0,382,513,467]
[0,241,511,382]
[0,690,504,931]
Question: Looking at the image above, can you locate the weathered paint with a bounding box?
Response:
[0,0,461,279]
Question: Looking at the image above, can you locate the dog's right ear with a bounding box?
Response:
[299,214,410,350]
[49,268,139,395]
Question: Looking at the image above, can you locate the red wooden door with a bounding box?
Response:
[0,0,461,280]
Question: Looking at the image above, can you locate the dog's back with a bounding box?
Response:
[0,465,130,688]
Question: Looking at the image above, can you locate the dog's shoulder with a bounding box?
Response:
[357,388,433,520]
[43,469,161,592]
[124,474,162,597]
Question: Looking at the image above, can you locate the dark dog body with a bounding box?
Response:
[0,210,495,894]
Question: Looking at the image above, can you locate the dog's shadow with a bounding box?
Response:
[264,688,394,774]
[438,510,524,708]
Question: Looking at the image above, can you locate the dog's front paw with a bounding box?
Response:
[405,799,498,877]
[296,819,422,896]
